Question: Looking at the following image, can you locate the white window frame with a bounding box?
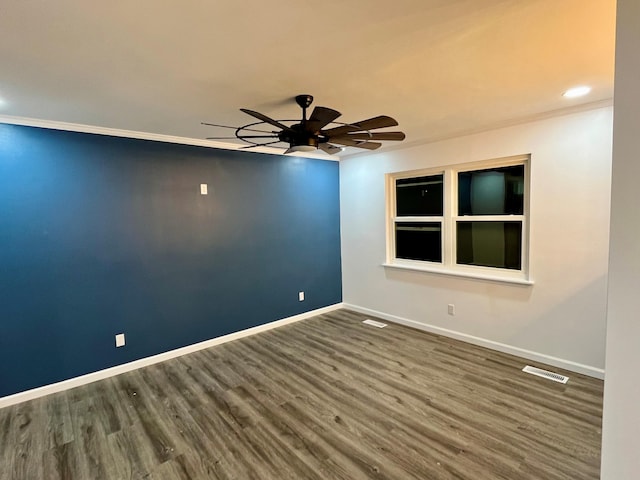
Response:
[384,154,532,285]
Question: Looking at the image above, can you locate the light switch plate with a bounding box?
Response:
[200,184,208,195]
[115,333,126,347]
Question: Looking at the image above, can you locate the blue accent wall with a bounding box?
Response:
[0,124,342,397]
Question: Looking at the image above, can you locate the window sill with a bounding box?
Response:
[382,262,534,286]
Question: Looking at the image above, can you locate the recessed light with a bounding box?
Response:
[563,86,591,98]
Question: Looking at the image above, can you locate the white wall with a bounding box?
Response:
[340,106,613,374]
[600,0,640,476]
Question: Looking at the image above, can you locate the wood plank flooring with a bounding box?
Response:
[0,309,604,479]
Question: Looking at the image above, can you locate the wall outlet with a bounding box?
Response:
[115,333,126,347]
[448,304,455,315]
[299,291,305,302]
[200,183,208,195]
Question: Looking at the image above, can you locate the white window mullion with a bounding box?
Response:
[453,215,525,222]
[520,216,529,276]
[386,174,395,264]
[522,158,532,279]
[444,169,455,267]
[393,216,443,223]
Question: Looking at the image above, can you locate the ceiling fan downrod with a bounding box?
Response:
[295,94,314,121]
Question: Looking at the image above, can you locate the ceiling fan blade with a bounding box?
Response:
[328,137,360,147]
[341,131,406,141]
[206,135,278,140]
[318,143,342,155]
[282,146,311,154]
[322,115,399,137]
[327,137,383,150]
[354,115,399,130]
[201,122,275,134]
[353,141,383,150]
[239,140,284,150]
[240,109,293,131]
[307,107,341,131]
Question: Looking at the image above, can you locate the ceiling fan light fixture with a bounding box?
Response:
[562,85,591,98]
[287,144,317,153]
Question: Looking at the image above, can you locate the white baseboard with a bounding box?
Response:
[343,303,605,380]
[0,303,344,409]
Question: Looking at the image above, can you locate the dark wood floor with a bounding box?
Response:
[0,309,604,479]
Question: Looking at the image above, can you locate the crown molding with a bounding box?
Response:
[342,98,614,160]
[0,115,339,161]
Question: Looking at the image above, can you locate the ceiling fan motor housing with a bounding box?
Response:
[279,123,319,148]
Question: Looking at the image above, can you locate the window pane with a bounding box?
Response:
[456,221,522,270]
[458,165,524,215]
[395,222,442,262]
[396,175,443,216]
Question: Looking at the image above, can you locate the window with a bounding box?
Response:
[386,155,531,284]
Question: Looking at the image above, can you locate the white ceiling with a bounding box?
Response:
[0,0,616,156]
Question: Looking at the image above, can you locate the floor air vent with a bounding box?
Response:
[362,319,387,328]
[522,365,569,384]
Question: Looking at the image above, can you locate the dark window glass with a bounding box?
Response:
[396,175,443,216]
[395,222,442,262]
[456,221,522,270]
[458,165,524,216]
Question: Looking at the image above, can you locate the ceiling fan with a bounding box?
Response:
[202,94,406,155]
